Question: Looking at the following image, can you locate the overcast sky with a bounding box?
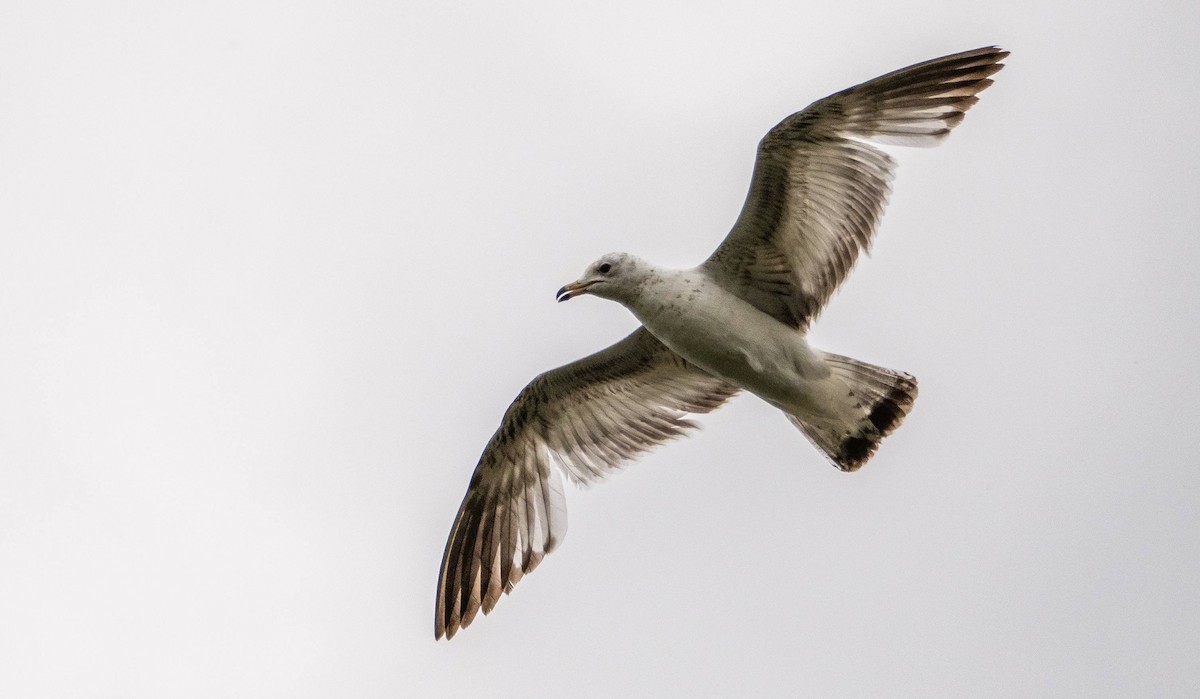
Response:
[2,1,1198,697]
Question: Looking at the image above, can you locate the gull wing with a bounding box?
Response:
[435,327,739,639]
[703,46,1007,329]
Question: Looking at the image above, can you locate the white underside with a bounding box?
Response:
[627,269,855,423]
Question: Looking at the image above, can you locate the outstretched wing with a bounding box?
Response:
[435,327,739,639]
[703,46,1007,330]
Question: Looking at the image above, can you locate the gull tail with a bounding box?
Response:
[786,353,918,471]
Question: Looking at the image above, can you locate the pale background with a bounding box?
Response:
[3,1,1198,696]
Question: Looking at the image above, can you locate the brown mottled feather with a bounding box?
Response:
[704,46,1007,329]
[435,328,738,639]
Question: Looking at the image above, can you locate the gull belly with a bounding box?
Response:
[628,269,837,418]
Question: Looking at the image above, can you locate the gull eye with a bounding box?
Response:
[598,263,612,274]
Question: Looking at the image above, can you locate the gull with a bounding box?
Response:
[435,46,1007,639]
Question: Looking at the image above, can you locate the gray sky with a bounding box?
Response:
[2,1,1198,696]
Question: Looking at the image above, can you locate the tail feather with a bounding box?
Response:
[788,353,918,471]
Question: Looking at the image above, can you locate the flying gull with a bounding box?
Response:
[435,46,1007,639]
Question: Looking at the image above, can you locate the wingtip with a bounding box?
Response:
[435,609,451,640]
[963,45,1008,60]
[436,615,460,641]
[975,46,1010,69]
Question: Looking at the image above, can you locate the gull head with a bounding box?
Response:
[556,253,647,304]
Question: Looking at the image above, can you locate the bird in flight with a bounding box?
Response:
[436,46,1007,639]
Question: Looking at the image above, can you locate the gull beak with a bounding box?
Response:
[556,280,593,303]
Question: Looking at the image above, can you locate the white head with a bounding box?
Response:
[555,252,650,305]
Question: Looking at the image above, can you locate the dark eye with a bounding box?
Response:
[598,263,612,274]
